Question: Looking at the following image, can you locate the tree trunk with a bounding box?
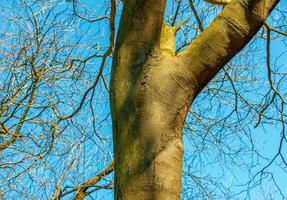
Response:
[110,0,279,199]
[111,50,196,199]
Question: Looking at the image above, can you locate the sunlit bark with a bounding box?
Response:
[110,0,279,199]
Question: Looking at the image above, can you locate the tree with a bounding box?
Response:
[110,0,280,199]
[0,0,287,199]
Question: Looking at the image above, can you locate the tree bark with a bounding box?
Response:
[110,0,279,199]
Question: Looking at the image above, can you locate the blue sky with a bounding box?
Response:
[0,0,286,199]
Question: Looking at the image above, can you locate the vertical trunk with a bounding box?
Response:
[111,49,197,199]
[110,0,279,199]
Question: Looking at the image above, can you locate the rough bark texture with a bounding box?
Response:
[110,0,279,199]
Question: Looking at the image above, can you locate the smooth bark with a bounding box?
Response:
[110,0,279,199]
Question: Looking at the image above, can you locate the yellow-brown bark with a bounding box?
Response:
[110,0,279,199]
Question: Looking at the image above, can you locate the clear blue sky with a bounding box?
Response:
[0,0,286,199]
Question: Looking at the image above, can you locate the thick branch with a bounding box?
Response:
[179,0,279,92]
[74,161,114,200]
[111,0,167,86]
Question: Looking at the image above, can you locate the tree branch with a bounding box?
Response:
[178,0,280,93]
[188,0,204,32]
[74,161,114,200]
